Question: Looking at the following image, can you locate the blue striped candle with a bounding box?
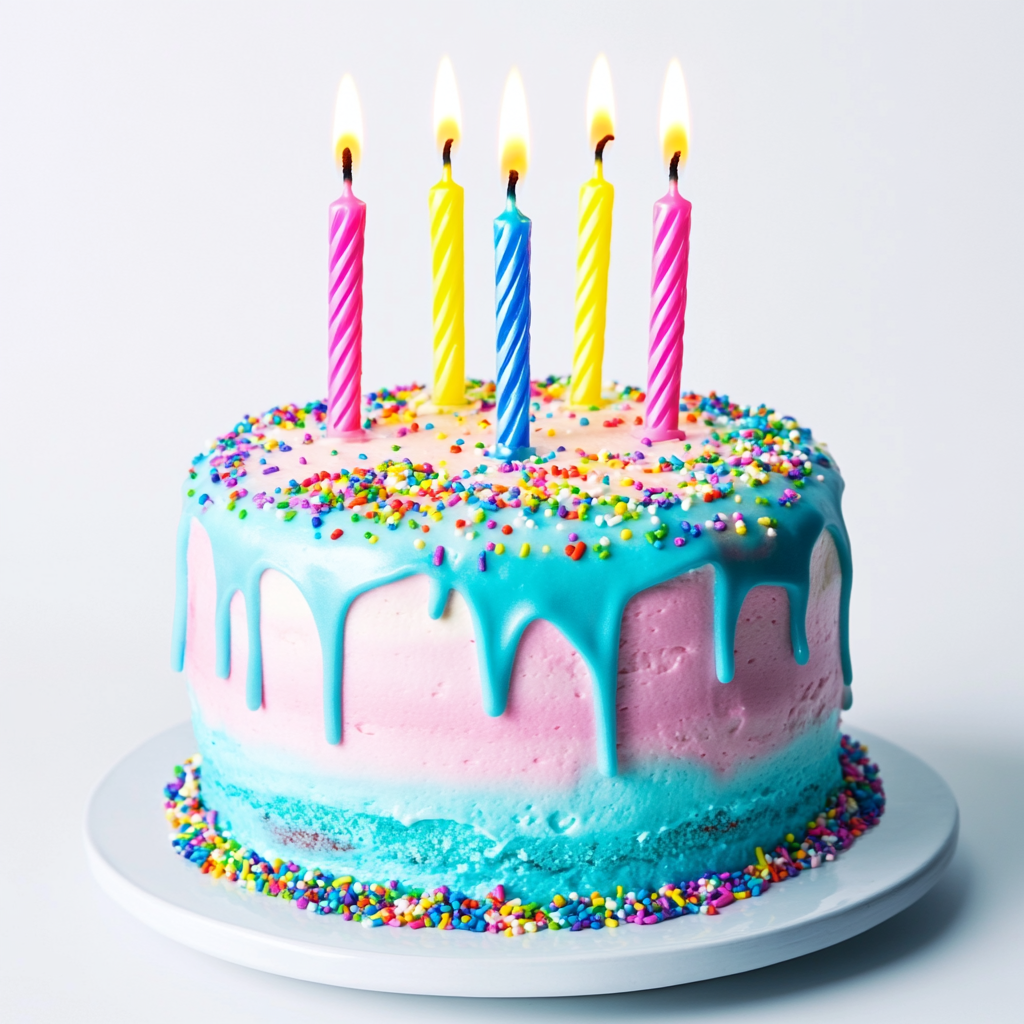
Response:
[494,170,532,456]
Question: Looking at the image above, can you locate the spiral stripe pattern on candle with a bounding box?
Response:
[570,179,613,408]
[429,181,466,407]
[327,194,366,436]
[646,194,691,435]
[494,212,532,453]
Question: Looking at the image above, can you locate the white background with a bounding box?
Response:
[1,1,1021,1020]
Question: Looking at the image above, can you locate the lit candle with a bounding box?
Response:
[570,55,615,410]
[327,75,367,439]
[494,69,532,457]
[644,59,692,442]
[428,57,467,409]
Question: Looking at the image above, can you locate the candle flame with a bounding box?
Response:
[498,68,530,180]
[333,74,364,173]
[587,55,616,151]
[659,59,690,169]
[433,56,462,153]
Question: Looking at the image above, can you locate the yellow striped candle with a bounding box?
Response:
[428,57,467,408]
[570,55,616,409]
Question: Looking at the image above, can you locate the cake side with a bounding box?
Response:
[185,523,843,892]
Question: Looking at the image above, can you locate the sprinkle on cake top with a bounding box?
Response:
[183,377,838,551]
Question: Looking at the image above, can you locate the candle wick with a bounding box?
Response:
[595,134,614,161]
[342,147,353,183]
[443,139,453,166]
[507,170,519,200]
[669,151,681,182]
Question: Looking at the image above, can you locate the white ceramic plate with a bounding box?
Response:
[85,723,957,997]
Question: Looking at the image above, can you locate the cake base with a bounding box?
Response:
[85,723,957,997]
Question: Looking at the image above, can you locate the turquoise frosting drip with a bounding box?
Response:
[172,447,851,779]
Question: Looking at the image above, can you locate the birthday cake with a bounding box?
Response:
[170,379,868,913]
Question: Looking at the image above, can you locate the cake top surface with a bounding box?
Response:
[175,378,851,777]
[186,377,838,528]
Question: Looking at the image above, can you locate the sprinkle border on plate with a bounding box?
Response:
[163,734,884,936]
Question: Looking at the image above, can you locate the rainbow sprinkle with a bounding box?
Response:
[163,735,883,936]
[185,379,835,559]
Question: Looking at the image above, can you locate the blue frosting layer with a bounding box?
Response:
[192,701,842,896]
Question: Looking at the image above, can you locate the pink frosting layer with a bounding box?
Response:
[185,519,844,789]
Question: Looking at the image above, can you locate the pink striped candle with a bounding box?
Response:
[327,148,366,438]
[643,151,690,442]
